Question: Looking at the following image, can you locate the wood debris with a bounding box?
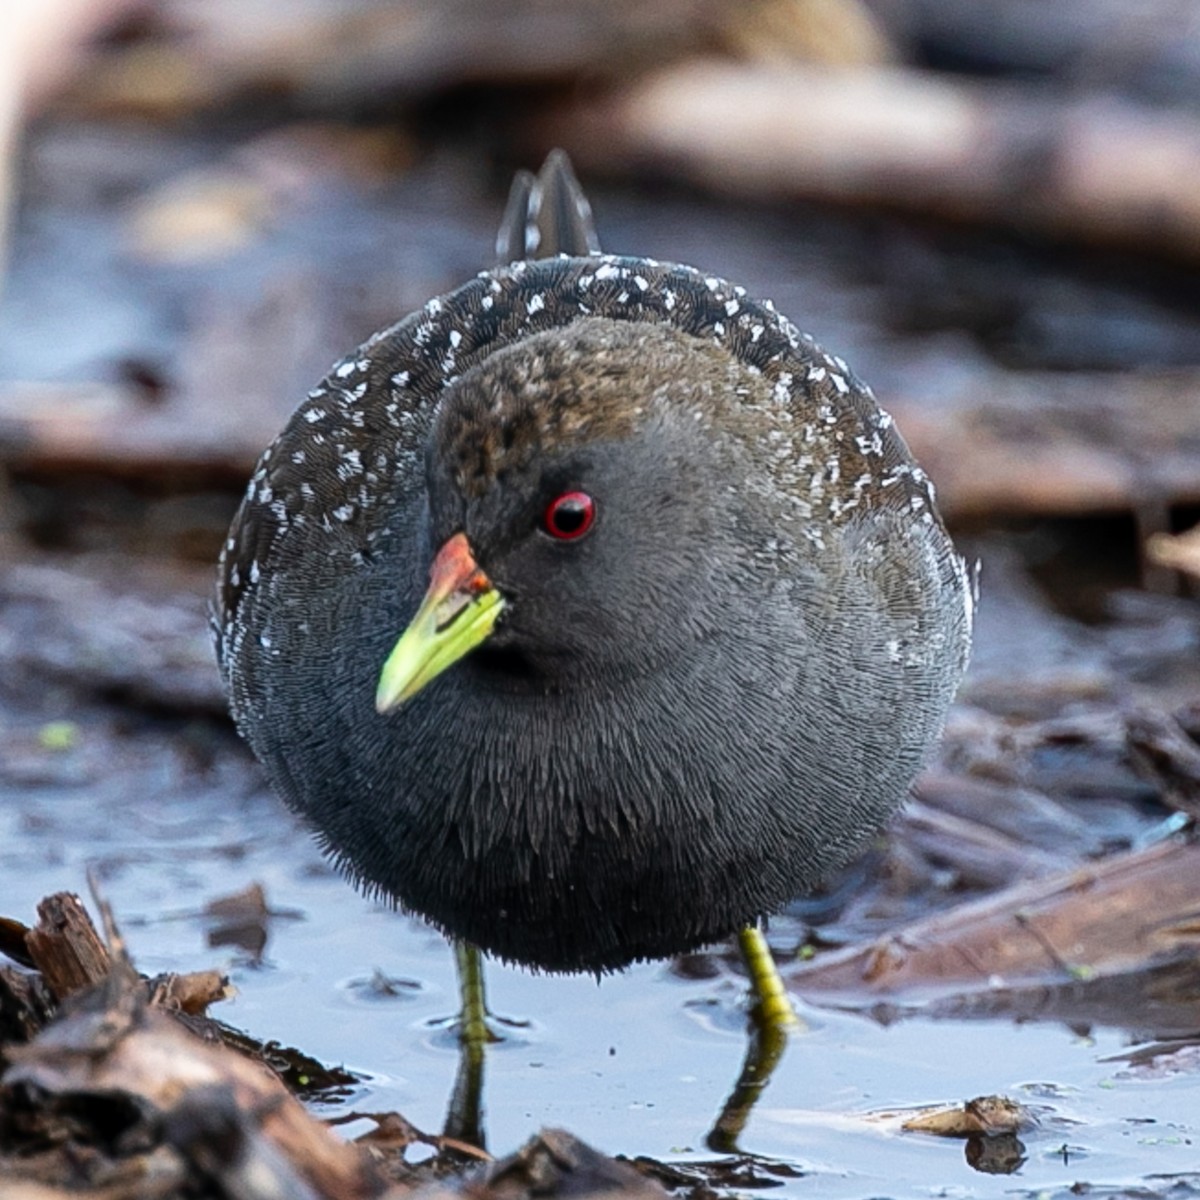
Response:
[787,836,1200,1005]
[900,1094,1031,1137]
[547,59,1200,263]
[0,894,669,1199]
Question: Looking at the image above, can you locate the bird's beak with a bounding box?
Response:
[375,533,506,713]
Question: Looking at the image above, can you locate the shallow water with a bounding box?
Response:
[4,716,1197,1199]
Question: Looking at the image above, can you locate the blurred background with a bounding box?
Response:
[2,0,1200,602]
[2,3,1200,1197]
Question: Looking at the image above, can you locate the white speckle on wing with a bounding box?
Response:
[218,247,960,665]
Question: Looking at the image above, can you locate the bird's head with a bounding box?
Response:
[375,315,775,711]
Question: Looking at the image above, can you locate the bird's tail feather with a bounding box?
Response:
[495,149,601,264]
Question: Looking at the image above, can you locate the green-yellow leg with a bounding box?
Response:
[455,941,492,1047]
[739,926,799,1032]
[444,942,491,1148]
[706,925,800,1152]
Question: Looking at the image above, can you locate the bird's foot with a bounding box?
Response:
[426,1008,530,1048]
[443,940,531,1048]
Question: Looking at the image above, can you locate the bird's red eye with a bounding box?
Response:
[543,491,595,540]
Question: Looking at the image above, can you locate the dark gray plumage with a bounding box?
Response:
[215,158,973,974]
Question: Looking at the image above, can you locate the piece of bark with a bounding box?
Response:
[438,1128,666,1200]
[788,836,1200,997]
[912,772,1095,858]
[0,916,34,968]
[921,955,1200,1040]
[4,893,236,1051]
[147,970,234,1017]
[0,379,268,478]
[203,882,273,962]
[547,60,1200,263]
[23,894,111,1003]
[900,1095,1030,1137]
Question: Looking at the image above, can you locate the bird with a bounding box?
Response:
[214,150,973,1083]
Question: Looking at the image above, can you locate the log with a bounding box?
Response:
[52,0,889,117]
[5,364,1200,523]
[547,60,1200,262]
[788,836,1200,998]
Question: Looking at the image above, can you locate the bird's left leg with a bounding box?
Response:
[706,925,800,1151]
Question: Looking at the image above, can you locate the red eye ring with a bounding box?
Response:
[543,491,596,540]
